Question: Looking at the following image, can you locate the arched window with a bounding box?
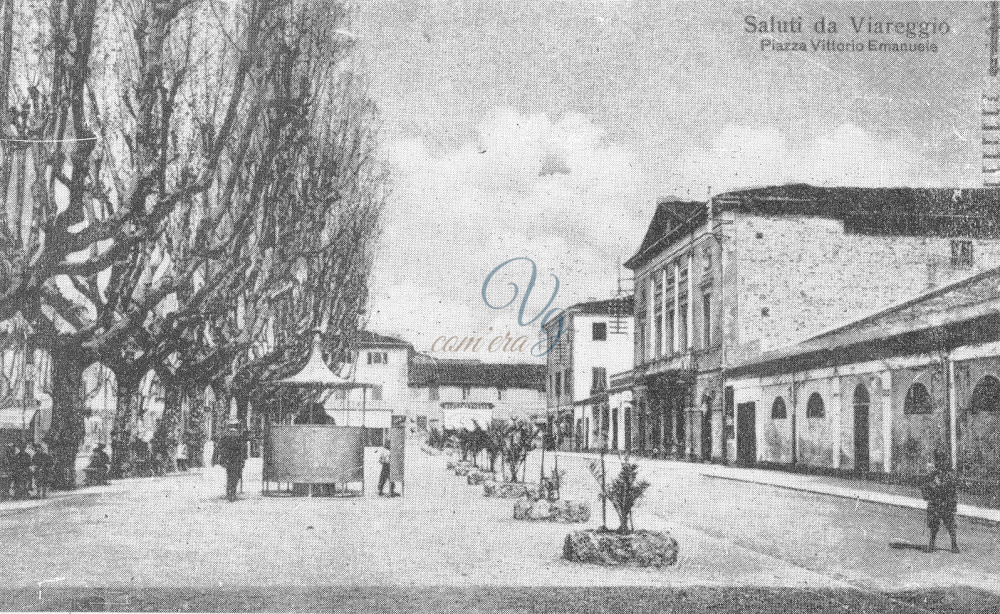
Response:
[806,392,825,418]
[971,375,1000,413]
[771,396,787,419]
[853,384,870,407]
[904,382,933,415]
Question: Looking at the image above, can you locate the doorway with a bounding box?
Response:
[853,385,870,473]
[736,402,756,464]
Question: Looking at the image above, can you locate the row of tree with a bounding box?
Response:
[0,0,388,486]
[442,419,540,483]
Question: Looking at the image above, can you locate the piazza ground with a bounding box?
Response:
[0,440,997,613]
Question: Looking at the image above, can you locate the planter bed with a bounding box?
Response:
[482,480,539,499]
[467,470,496,485]
[513,497,590,523]
[563,529,679,567]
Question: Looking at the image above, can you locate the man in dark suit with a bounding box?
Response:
[215,420,248,502]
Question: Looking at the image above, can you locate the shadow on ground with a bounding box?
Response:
[3,585,998,613]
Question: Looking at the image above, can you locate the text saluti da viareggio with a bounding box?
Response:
[744,15,952,53]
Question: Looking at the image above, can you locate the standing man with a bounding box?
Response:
[12,442,32,499]
[88,444,110,485]
[175,441,189,472]
[215,420,247,502]
[0,442,13,500]
[922,449,960,554]
[32,443,54,499]
[377,439,396,497]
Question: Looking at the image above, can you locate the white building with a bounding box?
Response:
[325,332,546,431]
[543,296,633,450]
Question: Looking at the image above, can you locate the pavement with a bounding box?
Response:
[0,441,996,612]
[554,450,1000,524]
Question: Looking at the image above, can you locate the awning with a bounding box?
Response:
[0,406,38,430]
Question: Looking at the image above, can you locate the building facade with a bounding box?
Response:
[543,296,633,450]
[726,266,1000,493]
[624,185,1000,462]
[328,332,546,430]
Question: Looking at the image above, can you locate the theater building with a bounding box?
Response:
[623,184,1000,462]
[725,266,1000,496]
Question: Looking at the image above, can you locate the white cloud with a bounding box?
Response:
[669,122,925,196]
[368,108,647,362]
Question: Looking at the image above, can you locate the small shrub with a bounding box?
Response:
[603,461,650,534]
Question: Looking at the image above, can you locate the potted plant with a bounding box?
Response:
[563,459,678,567]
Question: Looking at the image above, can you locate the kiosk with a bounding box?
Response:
[263,334,377,497]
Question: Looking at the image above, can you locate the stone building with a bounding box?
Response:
[542,296,633,450]
[726,266,1000,492]
[623,184,1000,462]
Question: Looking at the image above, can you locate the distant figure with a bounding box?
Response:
[921,449,960,554]
[176,442,189,472]
[32,443,54,499]
[215,420,247,502]
[131,437,152,477]
[377,440,397,497]
[87,444,111,485]
[11,443,32,499]
[0,443,14,500]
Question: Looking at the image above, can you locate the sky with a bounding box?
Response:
[354,0,992,362]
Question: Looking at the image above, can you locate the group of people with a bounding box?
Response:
[0,441,54,500]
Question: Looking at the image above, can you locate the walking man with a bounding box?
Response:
[377,440,396,497]
[922,449,960,553]
[215,420,247,502]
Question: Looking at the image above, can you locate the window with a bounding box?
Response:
[653,312,662,355]
[497,387,503,401]
[771,396,787,419]
[666,309,675,354]
[951,240,974,268]
[678,300,688,352]
[461,385,471,400]
[853,384,870,409]
[904,382,933,415]
[367,352,373,365]
[702,293,712,348]
[806,392,825,418]
[371,385,383,401]
[367,351,388,365]
[971,375,1000,413]
[678,259,688,283]
[555,372,562,396]
[592,322,607,341]
[429,385,440,401]
[591,367,607,392]
[564,369,572,395]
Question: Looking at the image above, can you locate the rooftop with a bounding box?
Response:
[408,354,546,391]
[354,331,412,348]
[626,184,1000,270]
[728,265,1000,379]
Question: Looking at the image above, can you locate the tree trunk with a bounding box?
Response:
[153,381,182,472]
[110,376,139,478]
[184,387,207,468]
[47,341,85,489]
